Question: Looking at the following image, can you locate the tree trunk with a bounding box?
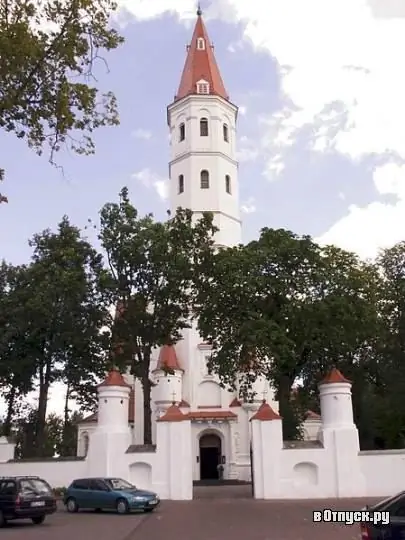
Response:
[61,385,70,456]
[3,386,16,436]
[277,375,296,440]
[35,361,51,456]
[142,369,152,445]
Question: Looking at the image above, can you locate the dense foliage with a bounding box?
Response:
[1,189,405,455]
[0,0,123,196]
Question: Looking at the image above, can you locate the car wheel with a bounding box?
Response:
[66,497,79,513]
[144,508,154,513]
[116,498,129,515]
[0,510,6,527]
[32,515,45,525]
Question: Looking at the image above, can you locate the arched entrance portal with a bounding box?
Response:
[199,433,222,480]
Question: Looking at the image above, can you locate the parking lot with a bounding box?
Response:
[1,493,376,540]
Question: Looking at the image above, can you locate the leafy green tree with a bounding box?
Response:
[9,216,110,455]
[0,262,37,435]
[0,0,124,178]
[196,228,380,439]
[98,188,217,444]
[368,241,405,448]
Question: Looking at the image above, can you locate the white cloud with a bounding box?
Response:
[239,105,247,115]
[132,128,152,140]
[116,0,405,256]
[236,135,258,162]
[316,163,405,259]
[241,196,256,214]
[131,168,169,200]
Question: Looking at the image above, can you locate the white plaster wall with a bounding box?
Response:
[302,419,321,441]
[196,381,222,408]
[0,438,15,461]
[360,450,405,497]
[0,459,87,488]
[279,448,336,499]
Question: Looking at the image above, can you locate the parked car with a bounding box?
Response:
[64,477,160,514]
[0,475,57,527]
[361,490,405,539]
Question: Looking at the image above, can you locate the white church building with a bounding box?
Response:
[1,9,404,501]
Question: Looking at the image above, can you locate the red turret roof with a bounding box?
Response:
[98,368,131,388]
[320,367,351,385]
[175,10,228,102]
[156,345,183,371]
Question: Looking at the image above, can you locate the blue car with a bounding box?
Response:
[64,477,160,514]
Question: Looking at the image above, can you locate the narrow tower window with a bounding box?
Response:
[223,123,229,142]
[225,175,231,194]
[178,174,184,193]
[197,38,205,50]
[197,82,209,94]
[200,170,209,189]
[200,118,209,136]
[179,123,185,141]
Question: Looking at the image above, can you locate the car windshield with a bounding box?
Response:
[20,478,52,496]
[106,478,135,491]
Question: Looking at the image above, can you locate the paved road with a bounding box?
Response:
[2,493,379,540]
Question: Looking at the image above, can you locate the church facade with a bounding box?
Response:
[77,10,321,483]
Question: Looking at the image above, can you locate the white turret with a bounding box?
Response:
[319,367,354,428]
[97,368,131,431]
[86,368,132,478]
[153,345,183,409]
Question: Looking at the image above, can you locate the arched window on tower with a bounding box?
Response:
[178,174,184,193]
[223,123,229,142]
[179,123,185,141]
[200,118,209,136]
[200,170,209,189]
[225,175,231,194]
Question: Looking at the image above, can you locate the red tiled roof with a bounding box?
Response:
[250,401,281,422]
[320,367,351,385]
[175,10,228,101]
[179,399,190,408]
[157,404,186,422]
[98,368,131,388]
[305,410,321,420]
[229,398,242,407]
[156,345,183,371]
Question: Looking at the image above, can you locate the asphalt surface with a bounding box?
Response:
[1,487,379,540]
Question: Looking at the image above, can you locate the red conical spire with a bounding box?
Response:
[175,8,228,102]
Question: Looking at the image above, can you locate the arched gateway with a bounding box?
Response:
[199,433,222,480]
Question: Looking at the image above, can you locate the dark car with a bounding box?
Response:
[0,476,57,527]
[64,477,160,514]
[361,490,405,539]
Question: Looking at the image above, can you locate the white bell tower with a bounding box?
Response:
[167,9,242,248]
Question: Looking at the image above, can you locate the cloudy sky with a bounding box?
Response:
[1,0,405,415]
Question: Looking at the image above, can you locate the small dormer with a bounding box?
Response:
[197,37,205,50]
[196,78,210,95]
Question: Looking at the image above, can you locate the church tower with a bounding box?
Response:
[167,7,242,247]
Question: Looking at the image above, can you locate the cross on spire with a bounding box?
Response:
[197,2,202,16]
